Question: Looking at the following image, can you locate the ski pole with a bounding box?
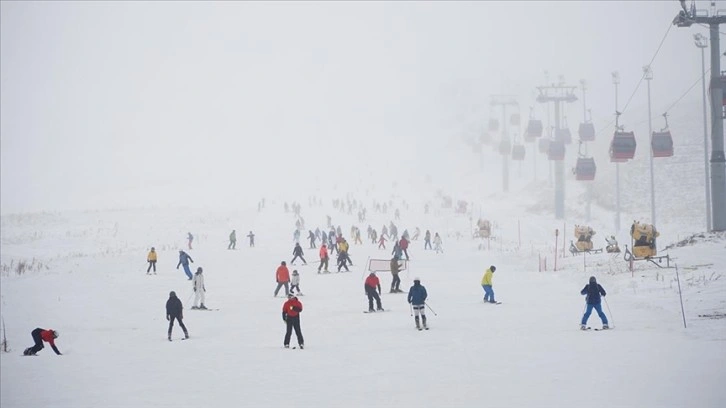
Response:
[425,302,438,316]
[604,297,614,327]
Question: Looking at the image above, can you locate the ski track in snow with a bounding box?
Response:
[1,200,725,408]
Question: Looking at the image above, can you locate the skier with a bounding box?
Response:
[282,293,304,349]
[481,265,497,303]
[146,247,157,274]
[407,278,428,330]
[247,231,255,247]
[412,227,420,241]
[336,249,350,272]
[424,230,432,250]
[274,261,291,297]
[291,243,307,265]
[394,208,400,220]
[166,291,189,341]
[364,272,384,312]
[580,276,609,330]
[176,250,194,280]
[339,238,352,265]
[390,256,403,293]
[191,267,207,310]
[391,241,403,260]
[228,230,237,250]
[23,328,61,356]
[354,228,363,245]
[399,236,410,260]
[317,244,329,273]
[308,230,316,249]
[433,233,443,253]
[187,232,194,250]
[290,270,302,295]
[378,234,387,249]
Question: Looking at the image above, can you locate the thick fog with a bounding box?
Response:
[0,1,711,213]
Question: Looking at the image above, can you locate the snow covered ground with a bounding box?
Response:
[1,188,725,407]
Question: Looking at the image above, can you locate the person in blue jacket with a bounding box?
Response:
[407,278,428,330]
[580,276,609,330]
[176,250,194,280]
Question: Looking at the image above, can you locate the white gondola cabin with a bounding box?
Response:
[547,140,565,161]
[578,122,595,142]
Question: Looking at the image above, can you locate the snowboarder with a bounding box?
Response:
[191,267,207,310]
[390,257,403,293]
[146,247,157,274]
[318,244,329,273]
[274,261,291,297]
[228,230,237,250]
[407,278,428,330]
[166,291,189,340]
[364,272,384,312]
[481,265,497,303]
[424,230,432,250]
[290,270,302,295]
[580,276,609,330]
[282,293,304,349]
[247,231,255,247]
[291,243,307,265]
[176,250,194,280]
[187,232,194,250]
[23,328,61,356]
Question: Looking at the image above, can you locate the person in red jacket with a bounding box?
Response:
[274,261,291,297]
[23,328,61,356]
[317,244,329,273]
[399,237,410,260]
[364,272,384,312]
[282,293,304,349]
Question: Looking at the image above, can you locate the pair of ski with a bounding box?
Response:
[581,327,611,331]
[416,326,430,331]
[168,337,189,342]
[363,309,388,313]
[191,307,220,311]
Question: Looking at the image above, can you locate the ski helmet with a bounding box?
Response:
[413,277,421,283]
[292,270,299,275]
[490,265,496,272]
[170,291,176,297]
[51,330,59,339]
[589,276,596,284]
[196,267,203,273]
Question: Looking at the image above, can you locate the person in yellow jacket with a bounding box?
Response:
[147,247,158,275]
[481,265,497,303]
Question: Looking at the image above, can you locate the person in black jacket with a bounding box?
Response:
[291,243,307,265]
[580,276,609,330]
[166,291,189,341]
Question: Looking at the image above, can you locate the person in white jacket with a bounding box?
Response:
[192,267,207,310]
[433,233,443,253]
[290,269,303,295]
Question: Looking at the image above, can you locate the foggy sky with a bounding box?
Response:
[0,1,714,213]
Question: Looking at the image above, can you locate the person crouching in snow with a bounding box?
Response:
[192,267,207,310]
[282,293,304,349]
[23,328,61,356]
[407,278,428,330]
[290,270,303,295]
[580,276,609,330]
